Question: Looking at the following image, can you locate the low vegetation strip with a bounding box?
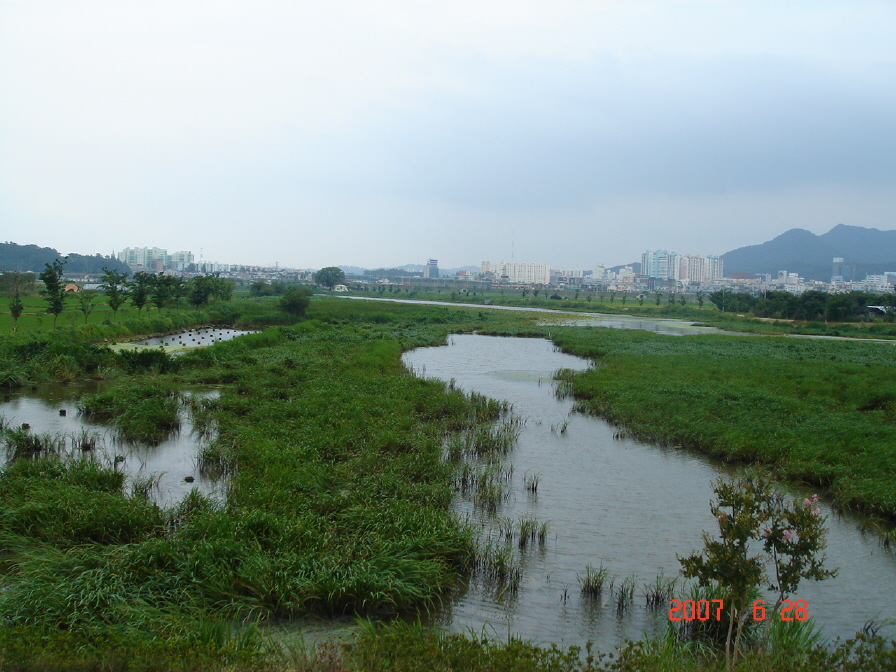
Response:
[549,327,896,520]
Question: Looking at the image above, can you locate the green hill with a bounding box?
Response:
[0,242,129,275]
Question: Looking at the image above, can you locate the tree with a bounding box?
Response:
[77,290,98,324]
[38,258,67,328]
[100,268,129,320]
[696,291,705,308]
[149,273,171,312]
[188,275,215,308]
[9,292,23,331]
[679,475,835,670]
[708,288,732,312]
[314,266,345,289]
[279,287,310,317]
[128,272,153,315]
[169,277,187,310]
[211,273,234,301]
[250,279,273,297]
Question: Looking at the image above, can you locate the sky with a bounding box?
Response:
[1,1,895,270]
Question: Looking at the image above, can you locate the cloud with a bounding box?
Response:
[1,2,895,268]
[354,53,896,209]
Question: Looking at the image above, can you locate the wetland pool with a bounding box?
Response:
[0,381,224,508]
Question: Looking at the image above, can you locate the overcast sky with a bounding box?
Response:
[2,1,895,270]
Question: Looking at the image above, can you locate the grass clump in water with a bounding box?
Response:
[78,381,181,443]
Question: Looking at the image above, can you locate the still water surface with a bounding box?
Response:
[403,335,896,649]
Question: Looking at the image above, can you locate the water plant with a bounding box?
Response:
[643,570,678,609]
[524,471,540,494]
[614,575,637,614]
[579,563,610,599]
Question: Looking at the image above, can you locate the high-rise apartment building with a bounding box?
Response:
[168,251,195,271]
[423,259,439,278]
[641,250,678,280]
[493,261,550,285]
[118,247,168,270]
[117,247,197,272]
[643,250,722,283]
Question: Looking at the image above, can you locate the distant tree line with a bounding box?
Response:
[708,289,896,322]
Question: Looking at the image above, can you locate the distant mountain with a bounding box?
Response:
[721,225,896,281]
[0,242,130,275]
[609,262,641,274]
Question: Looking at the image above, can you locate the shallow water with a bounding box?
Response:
[122,327,256,353]
[336,295,723,335]
[0,382,225,508]
[403,334,896,649]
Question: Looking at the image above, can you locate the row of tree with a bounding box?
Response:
[97,268,235,318]
[707,289,896,322]
[5,260,236,330]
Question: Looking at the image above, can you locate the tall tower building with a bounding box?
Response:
[423,259,439,278]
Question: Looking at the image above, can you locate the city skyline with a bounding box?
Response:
[2,2,895,269]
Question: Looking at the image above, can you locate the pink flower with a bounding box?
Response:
[812,507,822,516]
[762,528,772,538]
[804,498,812,506]
[783,529,795,541]
[812,494,819,503]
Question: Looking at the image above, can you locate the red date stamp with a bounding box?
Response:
[669,599,808,621]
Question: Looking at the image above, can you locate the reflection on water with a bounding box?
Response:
[403,335,896,649]
[546,315,722,336]
[0,382,224,508]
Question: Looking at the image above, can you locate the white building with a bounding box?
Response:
[676,254,724,284]
[168,251,194,271]
[641,250,678,280]
[118,247,168,270]
[643,250,722,283]
[423,259,439,279]
[494,261,551,285]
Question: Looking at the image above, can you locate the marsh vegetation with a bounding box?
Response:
[0,298,893,669]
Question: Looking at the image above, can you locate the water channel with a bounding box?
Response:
[403,334,896,650]
[335,295,725,336]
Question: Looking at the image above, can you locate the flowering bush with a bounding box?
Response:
[679,474,837,670]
